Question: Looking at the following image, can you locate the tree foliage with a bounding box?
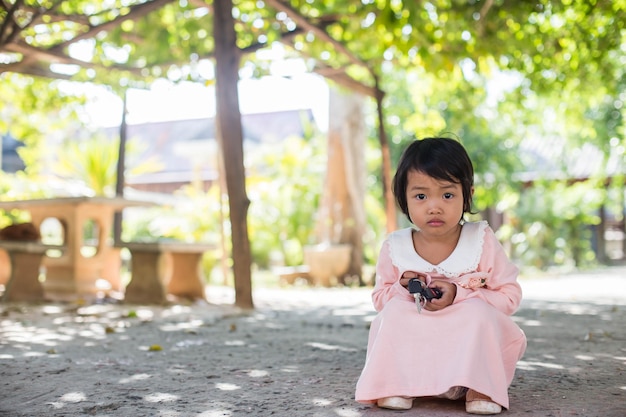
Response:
[4,0,624,171]
[2,0,625,270]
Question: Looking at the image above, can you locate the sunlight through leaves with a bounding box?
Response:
[215,382,240,391]
[144,392,179,403]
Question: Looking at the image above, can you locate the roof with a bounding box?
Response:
[115,108,315,184]
[515,136,623,183]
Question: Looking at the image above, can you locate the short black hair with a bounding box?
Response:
[392,137,474,223]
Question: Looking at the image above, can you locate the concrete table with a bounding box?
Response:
[0,197,150,300]
[119,242,215,304]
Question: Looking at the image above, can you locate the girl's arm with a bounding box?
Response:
[371,239,412,312]
[452,227,523,315]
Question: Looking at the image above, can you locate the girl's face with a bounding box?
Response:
[405,170,467,237]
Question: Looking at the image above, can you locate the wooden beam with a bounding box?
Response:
[277,34,379,99]
[0,0,176,76]
[4,41,93,66]
[188,0,211,10]
[3,64,72,80]
[263,0,369,70]
[266,0,385,100]
[0,40,146,78]
[50,0,176,50]
[0,0,37,45]
[313,66,377,98]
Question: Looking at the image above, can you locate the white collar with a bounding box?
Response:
[388,221,487,278]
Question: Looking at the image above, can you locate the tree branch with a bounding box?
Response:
[313,65,377,97]
[49,0,176,52]
[476,0,495,36]
[0,0,176,76]
[263,0,369,71]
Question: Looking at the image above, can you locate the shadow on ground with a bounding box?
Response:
[0,270,625,417]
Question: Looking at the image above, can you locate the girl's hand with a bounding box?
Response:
[423,281,456,311]
[399,271,427,289]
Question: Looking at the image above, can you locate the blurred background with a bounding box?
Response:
[0,1,624,300]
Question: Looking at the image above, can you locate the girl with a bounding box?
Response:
[355,137,526,415]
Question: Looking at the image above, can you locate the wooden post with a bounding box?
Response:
[213,0,253,309]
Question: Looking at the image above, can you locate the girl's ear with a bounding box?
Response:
[470,187,475,196]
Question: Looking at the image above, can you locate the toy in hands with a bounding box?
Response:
[408,278,443,313]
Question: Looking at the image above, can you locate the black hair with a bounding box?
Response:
[392,137,474,223]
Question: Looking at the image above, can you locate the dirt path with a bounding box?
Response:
[1,267,625,417]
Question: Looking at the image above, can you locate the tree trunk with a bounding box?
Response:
[374,77,397,233]
[315,87,366,284]
[113,89,128,244]
[597,204,607,264]
[213,0,253,309]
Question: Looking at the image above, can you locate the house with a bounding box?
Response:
[515,135,625,263]
[113,108,315,194]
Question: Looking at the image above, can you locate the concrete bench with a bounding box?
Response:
[117,242,215,304]
[0,241,64,302]
[273,265,312,285]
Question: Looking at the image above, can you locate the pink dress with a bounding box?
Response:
[355,221,527,409]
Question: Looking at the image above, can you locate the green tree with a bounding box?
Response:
[54,132,163,196]
[55,134,120,196]
[0,74,87,174]
[509,179,604,269]
[247,134,327,268]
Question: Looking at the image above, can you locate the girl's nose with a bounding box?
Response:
[427,202,442,214]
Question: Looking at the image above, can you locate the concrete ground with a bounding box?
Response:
[1,266,625,417]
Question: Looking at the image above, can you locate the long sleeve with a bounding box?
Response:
[371,239,413,312]
[452,227,522,315]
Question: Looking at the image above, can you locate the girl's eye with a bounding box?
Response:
[443,193,454,199]
[416,194,426,200]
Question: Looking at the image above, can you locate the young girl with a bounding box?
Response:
[355,137,527,415]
